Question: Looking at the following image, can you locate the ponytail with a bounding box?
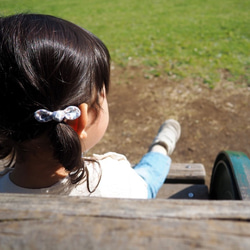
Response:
[49,123,85,184]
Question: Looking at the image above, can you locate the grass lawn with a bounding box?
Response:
[0,0,249,87]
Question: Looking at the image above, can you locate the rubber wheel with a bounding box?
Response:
[210,153,240,200]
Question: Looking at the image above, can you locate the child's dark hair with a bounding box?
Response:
[0,14,110,183]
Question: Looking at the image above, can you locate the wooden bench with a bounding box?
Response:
[1,151,249,249]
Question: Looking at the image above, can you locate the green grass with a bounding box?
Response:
[0,0,249,87]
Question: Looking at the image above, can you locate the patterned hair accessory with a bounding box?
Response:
[34,106,81,123]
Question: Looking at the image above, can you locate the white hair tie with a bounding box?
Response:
[34,106,81,123]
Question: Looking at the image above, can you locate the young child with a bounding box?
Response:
[0,13,181,199]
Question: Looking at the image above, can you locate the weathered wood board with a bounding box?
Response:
[166,163,206,184]
[0,194,250,249]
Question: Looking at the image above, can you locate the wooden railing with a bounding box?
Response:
[1,194,250,249]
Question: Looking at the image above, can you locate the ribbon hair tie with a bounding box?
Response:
[34,106,81,123]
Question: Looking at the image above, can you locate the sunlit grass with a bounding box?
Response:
[1,0,249,87]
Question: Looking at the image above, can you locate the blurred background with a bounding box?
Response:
[1,0,249,184]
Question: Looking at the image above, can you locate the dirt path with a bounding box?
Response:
[89,66,250,185]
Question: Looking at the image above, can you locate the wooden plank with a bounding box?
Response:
[0,194,250,249]
[166,163,206,184]
[157,184,209,199]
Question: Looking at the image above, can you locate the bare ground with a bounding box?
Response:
[89,66,250,186]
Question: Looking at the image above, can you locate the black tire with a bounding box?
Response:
[210,152,241,200]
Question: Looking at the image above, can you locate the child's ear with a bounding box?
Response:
[66,103,89,139]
